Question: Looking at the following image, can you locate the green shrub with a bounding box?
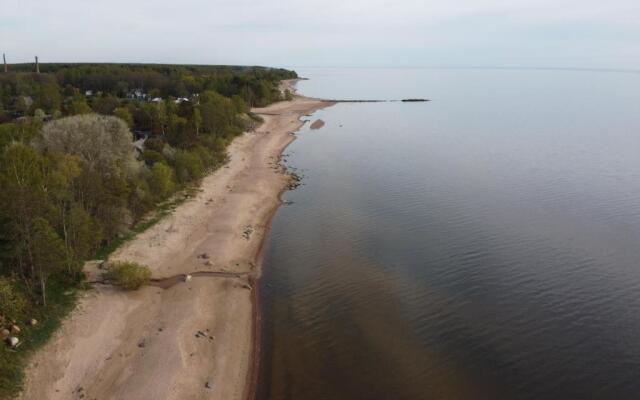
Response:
[106,261,151,290]
[0,277,27,320]
[174,150,204,183]
[142,149,166,166]
[148,162,175,200]
[144,137,165,153]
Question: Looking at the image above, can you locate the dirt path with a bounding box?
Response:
[19,81,332,400]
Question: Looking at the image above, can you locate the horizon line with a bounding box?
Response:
[1,58,639,75]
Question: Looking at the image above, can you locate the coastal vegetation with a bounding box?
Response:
[0,63,296,398]
[105,261,152,290]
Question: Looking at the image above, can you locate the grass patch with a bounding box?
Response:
[0,275,80,399]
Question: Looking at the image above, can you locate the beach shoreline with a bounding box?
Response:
[19,80,333,400]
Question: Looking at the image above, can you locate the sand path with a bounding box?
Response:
[19,81,331,400]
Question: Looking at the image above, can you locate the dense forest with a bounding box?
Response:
[0,63,296,396]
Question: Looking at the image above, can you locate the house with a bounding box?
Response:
[85,90,93,96]
[174,97,189,104]
[126,89,147,100]
[151,97,163,103]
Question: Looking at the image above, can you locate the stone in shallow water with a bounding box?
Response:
[310,119,325,130]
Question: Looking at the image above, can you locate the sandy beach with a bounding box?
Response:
[19,81,332,400]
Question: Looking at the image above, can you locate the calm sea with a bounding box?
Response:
[257,67,640,400]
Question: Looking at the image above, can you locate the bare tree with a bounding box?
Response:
[38,114,140,175]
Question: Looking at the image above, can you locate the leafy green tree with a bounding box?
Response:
[200,91,236,136]
[149,162,175,200]
[92,95,120,115]
[43,153,84,274]
[67,98,92,115]
[62,84,78,97]
[145,137,165,153]
[34,82,62,114]
[231,95,248,113]
[142,150,165,166]
[114,106,134,128]
[67,205,101,270]
[0,144,48,286]
[174,150,204,183]
[30,217,67,305]
[192,107,202,136]
[150,102,168,136]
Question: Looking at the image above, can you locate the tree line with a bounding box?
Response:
[0,63,294,318]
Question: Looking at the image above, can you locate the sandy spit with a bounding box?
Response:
[19,81,333,400]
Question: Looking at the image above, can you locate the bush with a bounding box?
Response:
[144,137,165,153]
[148,162,175,200]
[0,277,27,320]
[174,150,204,183]
[142,149,165,166]
[106,261,151,290]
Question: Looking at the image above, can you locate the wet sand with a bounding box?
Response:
[19,81,332,400]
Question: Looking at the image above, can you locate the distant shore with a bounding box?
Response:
[19,80,333,400]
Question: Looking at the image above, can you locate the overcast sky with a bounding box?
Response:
[1,0,638,69]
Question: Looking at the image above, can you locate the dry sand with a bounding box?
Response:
[19,81,332,400]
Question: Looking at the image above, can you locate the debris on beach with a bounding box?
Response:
[243,226,254,240]
[195,330,214,341]
[184,274,192,282]
[197,253,210,260]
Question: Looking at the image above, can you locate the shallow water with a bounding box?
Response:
[258,68,640,400]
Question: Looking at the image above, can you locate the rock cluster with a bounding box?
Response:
[1,316,38,348]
